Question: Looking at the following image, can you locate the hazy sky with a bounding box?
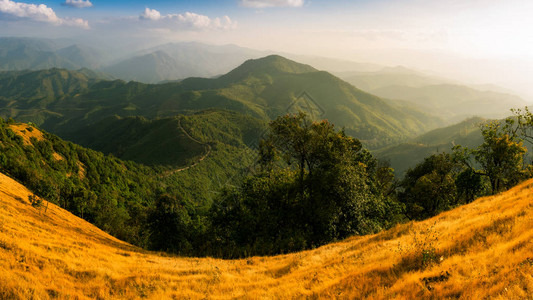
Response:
[1,0,532,97]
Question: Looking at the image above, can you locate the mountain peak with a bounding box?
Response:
[243,55,316,73]
[219,55,317,83]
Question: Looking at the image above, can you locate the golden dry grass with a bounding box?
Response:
[8,124,44,146]
[0,171,532,299]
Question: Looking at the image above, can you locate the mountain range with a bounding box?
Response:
[0,55,444,150]
[338,68,527,122]
[1,37,527,123]
[0,37,104,71]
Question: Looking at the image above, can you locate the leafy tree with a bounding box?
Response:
[454,120,526,194]
[399,153,459,219]
[149,194,193,254]
[455,168,483,203]
[512,107,533,146]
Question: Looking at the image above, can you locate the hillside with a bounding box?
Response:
[0,116,263,248]
[66,115,208,167]
[375,117,485,177]
[337,67,452,92]
[1,171,531,299]
[0,55,444,148]
[65,110,265,167]
[375,116,533,177]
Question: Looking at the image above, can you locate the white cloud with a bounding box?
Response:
[63,0,93,9]
[0,0,89,28]
[139,8,236,30]
[62,17,89,28]
[240,0,304,8]
[140,8,161,21]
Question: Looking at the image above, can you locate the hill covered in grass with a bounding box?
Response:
[1,170,531,299]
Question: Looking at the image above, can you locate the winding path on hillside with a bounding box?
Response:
[161,117,212,176]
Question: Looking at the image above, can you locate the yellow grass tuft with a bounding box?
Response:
[0,171,532,299]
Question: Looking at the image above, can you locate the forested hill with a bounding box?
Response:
[0,55,444,149]
[0,112,263,248]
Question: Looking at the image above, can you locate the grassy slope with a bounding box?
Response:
[1,171,531,299]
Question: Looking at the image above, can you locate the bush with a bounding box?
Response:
[28,194,43,208]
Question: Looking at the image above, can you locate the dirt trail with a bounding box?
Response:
[162,117,212,176]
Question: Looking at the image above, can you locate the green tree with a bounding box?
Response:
[399,153,459,219]
[512,107,533,145]
[149,194,192,254]
[455,168,483,203]
[454,120,526,194]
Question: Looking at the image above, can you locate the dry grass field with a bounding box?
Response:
[0,171,532,299]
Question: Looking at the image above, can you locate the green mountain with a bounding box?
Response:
[186,55,444,147]
[374,117,485,177]
[0,55,444,149]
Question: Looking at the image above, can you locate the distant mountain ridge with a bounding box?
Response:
[338,68,527,122]
[372,84,525,122]
[0,37,104,71]
[103,42,268,83]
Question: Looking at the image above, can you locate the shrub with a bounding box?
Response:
[28,194,43,208]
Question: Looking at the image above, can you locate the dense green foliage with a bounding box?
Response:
[399,153,462,219]
[454,119,529,194]
[208,113,404,257]
[68,116,208,167]
[0,111,263,250]
[0,118,160,246]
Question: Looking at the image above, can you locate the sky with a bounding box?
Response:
[1,0,533,97]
